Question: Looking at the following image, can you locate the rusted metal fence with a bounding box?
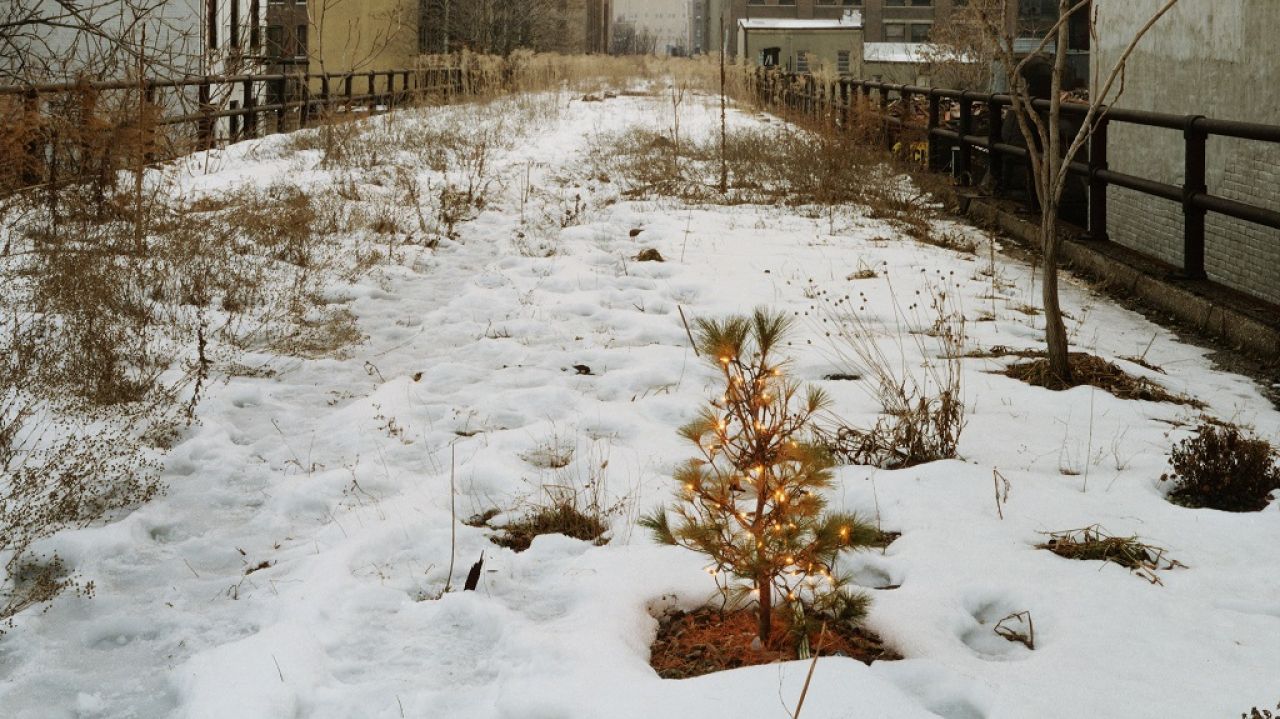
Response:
[755,70,1280,283]
[0,67,481,195]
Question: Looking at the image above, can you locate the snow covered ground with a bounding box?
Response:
[1,88,1277,719]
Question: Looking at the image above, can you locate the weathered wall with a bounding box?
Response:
[309,0,417,78]
[1095,0,1280,305]
[863,60,923,86]
[740,27,863,77]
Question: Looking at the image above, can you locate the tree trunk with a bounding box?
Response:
[1041,209,1072,384]
[756,576,772,644]
[1037,0,1073,386]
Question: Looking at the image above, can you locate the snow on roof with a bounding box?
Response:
[864,42,974,64]
[739,13,862,31]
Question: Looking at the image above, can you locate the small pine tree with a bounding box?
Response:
[643,309,876,646]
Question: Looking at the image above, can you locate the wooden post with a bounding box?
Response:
[839,79,850,129]
[987,97,1003,194]
[1086,115,1109,241]
[275,76,287,132]
[243,77,257,139]
[1182,115,1208,279]
[20,89,43,186]
[299,73,310,129]
[927,90,941,173]
[957,92,973,186]
[198,78,213,149]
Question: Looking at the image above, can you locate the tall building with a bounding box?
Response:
[613,0,692,55]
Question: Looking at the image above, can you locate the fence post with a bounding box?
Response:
[274,76,286,132]
[243,77,257,139]
[927,90,942,173]
[21,89,43,186]
[987,97,1003,194]
[198,78,213,149]
[345,74,354,111]
[899,88,912,150]
[839,79,850,129]
[368,71,376,109]
[957,92,973,185]
[1182,115,1208,279]
[1086,115,1109,241]
[299,74,310,129]
[321,74,331,118]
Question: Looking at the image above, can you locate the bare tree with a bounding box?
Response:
[971,0,1180,383]
[609,20,657,56]
[420,0,576,56]
[0,1,202,85]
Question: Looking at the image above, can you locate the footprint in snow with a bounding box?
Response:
[957,596,1036,661]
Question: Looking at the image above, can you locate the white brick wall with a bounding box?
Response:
[1104,132,1280,306]
[1096,0,1280,307]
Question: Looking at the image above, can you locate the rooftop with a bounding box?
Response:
[739,12,862,31]
[864,42,976,64]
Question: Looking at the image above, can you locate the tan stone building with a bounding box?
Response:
[264,0,417,78]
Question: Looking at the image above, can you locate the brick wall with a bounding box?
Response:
[1095,0,1280,306]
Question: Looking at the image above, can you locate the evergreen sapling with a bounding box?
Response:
[643,310,876,647]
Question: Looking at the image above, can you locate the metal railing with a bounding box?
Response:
[0,67,484,194]
[754,70,1280,283]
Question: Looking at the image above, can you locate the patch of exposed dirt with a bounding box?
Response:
[992,350,1204,407]
[649,606,899,680]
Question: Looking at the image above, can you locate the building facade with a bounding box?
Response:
[707,0,964,57]
[613,0,692,56]
[1094,0,1280,305]
[738,15,863,75]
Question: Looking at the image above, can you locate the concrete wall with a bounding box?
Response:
[863,60,923,85]
[1094,0,1280,305]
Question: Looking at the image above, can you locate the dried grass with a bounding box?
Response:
[1038,525,1182,585]
[815,278,967,469]
[1002,352,1203,407]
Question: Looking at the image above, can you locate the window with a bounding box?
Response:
[796,51,809,73]
[819,0,862,5]
[266,24,283,57]
[885,0,933,5]
[909,23,931,41]
[294,24,307,57]
[884,23,906,40]
[837,50,851,74]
